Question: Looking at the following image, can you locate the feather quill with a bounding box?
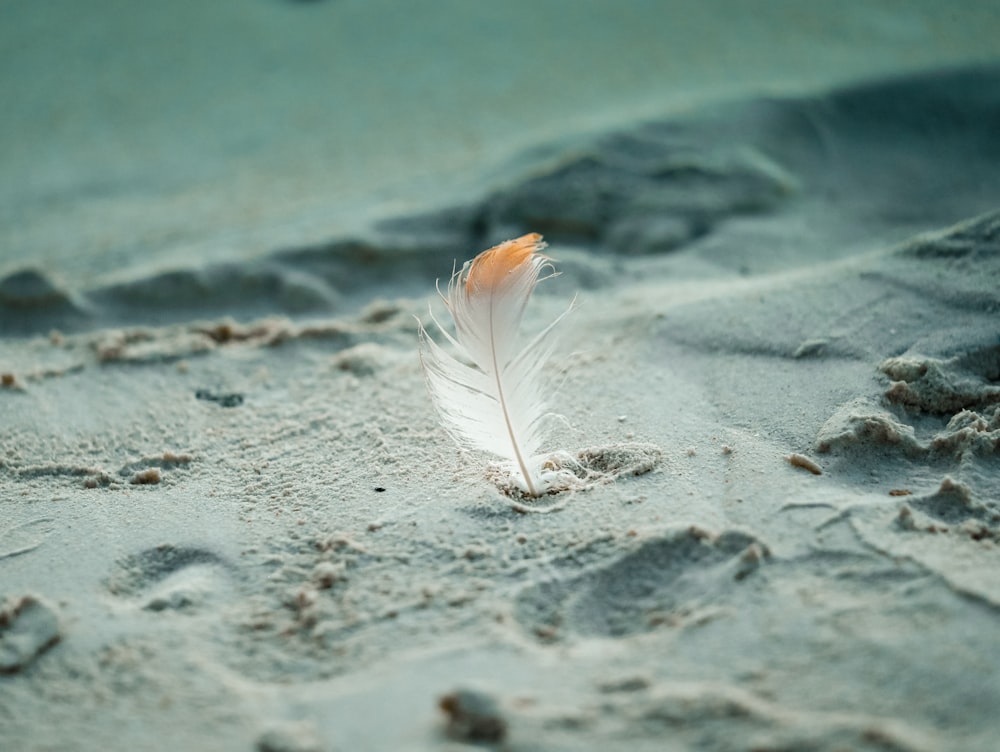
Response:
[418,233,570,497]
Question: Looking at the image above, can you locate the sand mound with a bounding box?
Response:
[3,64,1000,751]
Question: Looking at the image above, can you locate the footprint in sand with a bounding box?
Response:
[515,527,769,640]
[105,544,234,614]
[0,517,55,561]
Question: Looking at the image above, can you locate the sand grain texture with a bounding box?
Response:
[2,5,1000,750]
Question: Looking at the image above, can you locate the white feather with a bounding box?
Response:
[418,234,570,496]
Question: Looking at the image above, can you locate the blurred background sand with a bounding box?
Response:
[2,4,1000,751]
[3,0,999,282]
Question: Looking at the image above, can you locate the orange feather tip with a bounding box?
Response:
[464,233,547,295]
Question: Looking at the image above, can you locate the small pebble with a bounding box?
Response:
[439,688,507,743]
[130,468,162,485]
[0,595,61,674]
[786,453,822,475]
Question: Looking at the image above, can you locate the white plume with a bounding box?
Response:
[418,233,571,497]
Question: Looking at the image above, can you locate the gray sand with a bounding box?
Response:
[2,4,1000,751]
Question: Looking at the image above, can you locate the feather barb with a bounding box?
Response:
[464,232,544,295]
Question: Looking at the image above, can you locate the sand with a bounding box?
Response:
[2,3,1000,751]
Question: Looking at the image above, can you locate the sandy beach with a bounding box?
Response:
[2,3,1000,750]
